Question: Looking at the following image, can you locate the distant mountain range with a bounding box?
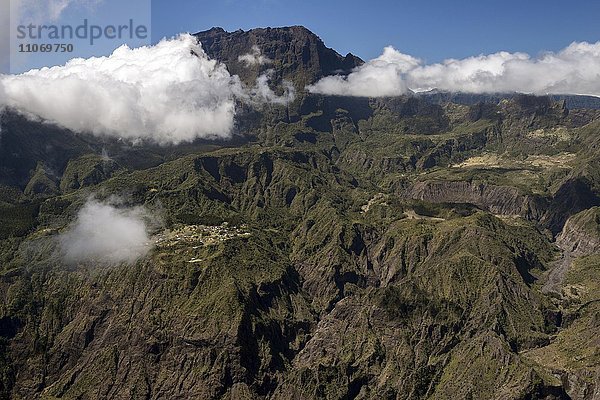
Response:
[195,26,600,110]
[418,90,600,110]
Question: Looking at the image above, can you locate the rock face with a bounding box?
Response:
[420,90,600,111]
[401,179,600,235]
[557,207,600,255]
[194,26,363,90]
[402,181,546,219]
[2,25,600,400]
[543,179,600,235]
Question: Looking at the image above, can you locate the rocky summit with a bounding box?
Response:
[194,26,363,90]
[1,26,600,400]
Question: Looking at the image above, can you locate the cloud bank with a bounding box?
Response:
[238,45,271,67]
[0,34,294,144]
[0,34,239,144]
[59,199,151,264]
[308,41,600,97]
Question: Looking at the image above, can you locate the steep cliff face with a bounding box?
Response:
[420,90,600,112]
[542,179,600,235]
[400,179,600,235]
[402,181,546,220]
[194,26,363,90]
[557,207,600,255]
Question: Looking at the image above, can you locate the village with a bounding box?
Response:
[153,222,251,251]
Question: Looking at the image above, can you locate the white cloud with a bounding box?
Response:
[238,45,271,67]
[308,42,600,97]
[247,70,295,105]
[308,46,418,97]
[0,34,294,144]
[59,200,150,264]
[59,199,152,265]
[0,34,240,144]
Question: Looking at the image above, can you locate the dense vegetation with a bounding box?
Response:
[0,27,599,400]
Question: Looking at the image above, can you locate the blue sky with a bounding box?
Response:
[5,0,151,72]
[151,0,600,62]
[3,0,600,73]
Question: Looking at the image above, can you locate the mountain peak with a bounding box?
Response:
[194,26,363,90]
